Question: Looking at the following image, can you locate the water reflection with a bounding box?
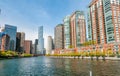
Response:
[0,57,120,76]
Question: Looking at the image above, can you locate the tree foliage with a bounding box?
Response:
[82,40,96,46]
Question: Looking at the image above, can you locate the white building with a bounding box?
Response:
[47,36,53,54]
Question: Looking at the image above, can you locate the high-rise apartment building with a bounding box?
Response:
[24,40,32,54]
[63,15,71,49]
[70,11,86,48]
[54,24,64,49]
[38,26,44,54]
[88,0,120,44]
[47,36,53,54]
[16,32,25,53]
[1,34,10,51]
[0,27,5,50]
[4,24,17,51]
[0,32,4,51]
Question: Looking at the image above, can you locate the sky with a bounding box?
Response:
[0,0,91,48]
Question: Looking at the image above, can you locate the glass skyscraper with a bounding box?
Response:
[87,8,92,41]
[63,15,71,49]
[37,26,44,54]
[4,24,17,51]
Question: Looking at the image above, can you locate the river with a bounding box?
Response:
[0,56,120,76]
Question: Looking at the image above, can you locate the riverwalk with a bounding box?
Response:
[50,56,120,60]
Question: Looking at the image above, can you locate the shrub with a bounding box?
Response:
[23,54,32,57]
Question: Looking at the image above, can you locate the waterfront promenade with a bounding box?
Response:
[50,56,120,60]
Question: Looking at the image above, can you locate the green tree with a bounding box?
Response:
[68,45,74,48]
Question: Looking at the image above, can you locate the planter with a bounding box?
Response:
[91,56,93,60]
[96,56,99,60]
[102,56,105,61]
[82,56,84,59]
[117,55,120,58]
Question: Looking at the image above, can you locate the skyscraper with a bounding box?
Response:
[34,39,38,54]
[32,44,35,54]
[47,36,53,54]
[0,33,1,50]
[0,27,5,50]
[54,24,64,49]
[1,34,10,51]
[4,24,17,51]
[38,26,44,54]
[88,0,120,44]
[16,32,25,53]
[70,11,86,48]
[63,15,71,49]
[0,26,4,50]
[24,40,32,54]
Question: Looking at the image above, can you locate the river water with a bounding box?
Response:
[0,56,120,76]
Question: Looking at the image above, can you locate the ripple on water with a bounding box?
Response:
[0,57,120,76]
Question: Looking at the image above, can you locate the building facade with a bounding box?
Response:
[47,36,53,54]
[0,34,1,50]
[0,28,5,50]
[63,15,71,49]
[104,0,120,43]
[32,44,35,54]
[34,39,38,54]
[54,24,64,49]
[4,24,17,51]
[88,0,120,45]
[70,11,86,48]
[38,26,44,54]
[1,34,10,51]
[24,40,32,54]
[16,32,25,53]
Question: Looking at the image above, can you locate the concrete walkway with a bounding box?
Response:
[50,56,120,60]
